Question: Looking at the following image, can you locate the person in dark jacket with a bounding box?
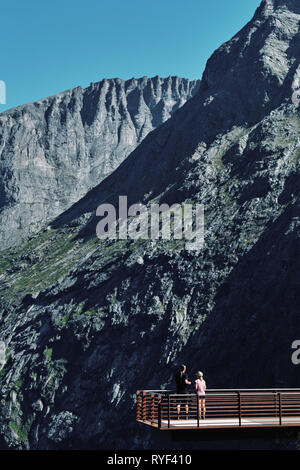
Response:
[175,364,191,418]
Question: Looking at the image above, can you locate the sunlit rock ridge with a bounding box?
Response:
[0,76,200,250]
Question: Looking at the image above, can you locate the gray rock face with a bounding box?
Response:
[0,76,200,250]
[0,341,5,369]
[0,0,300,451]
[47,412,78,443]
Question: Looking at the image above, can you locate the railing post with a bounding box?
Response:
[197,394,200,427]
[278,392,282,425]
[238,392,241,426]
[136,391,141,421]
[274,392,277,417]
[168,395,170,428]
[158,395,162,429]
[142,392,146,423]
[151,394,155,426]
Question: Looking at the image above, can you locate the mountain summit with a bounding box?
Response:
[0,76,199,250]
[263,0,300,13]
[199,0,300,126]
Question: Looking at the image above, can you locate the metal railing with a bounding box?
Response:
[136,389,300,430]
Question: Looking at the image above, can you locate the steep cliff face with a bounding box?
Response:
[0,76,200,250]
[0,0,300,450]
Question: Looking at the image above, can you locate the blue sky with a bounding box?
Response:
[0,0,260,112]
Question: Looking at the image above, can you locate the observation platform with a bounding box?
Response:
[136,389,300,430]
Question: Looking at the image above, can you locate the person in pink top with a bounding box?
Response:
[195,371,206,419]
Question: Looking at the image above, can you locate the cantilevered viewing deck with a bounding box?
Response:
[136,389,300,430]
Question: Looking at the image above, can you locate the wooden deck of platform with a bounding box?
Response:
[136,389,300,431]
[159,416,300,429]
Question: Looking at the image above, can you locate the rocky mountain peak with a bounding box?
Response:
[0,76,200,250]
[260,0,300,15]
[197,0,300,133]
